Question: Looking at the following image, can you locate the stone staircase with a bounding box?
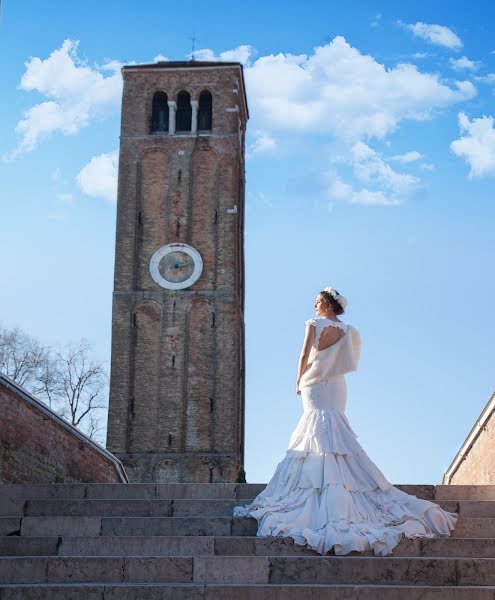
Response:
[1,483,495,598]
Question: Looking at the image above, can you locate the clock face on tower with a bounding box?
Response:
[149,243,203,290]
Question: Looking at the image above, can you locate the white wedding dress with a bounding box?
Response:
[234,316,458,556]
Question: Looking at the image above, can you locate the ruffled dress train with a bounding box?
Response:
[234,318,457,557]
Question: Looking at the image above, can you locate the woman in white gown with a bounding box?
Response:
[234,287,458,556]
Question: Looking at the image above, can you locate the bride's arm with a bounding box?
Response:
[296,323,315,395]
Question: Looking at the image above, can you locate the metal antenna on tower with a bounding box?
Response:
[190,32,197,62]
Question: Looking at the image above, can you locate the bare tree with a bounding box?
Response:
[0,325,51,391]
[0,325,108,444]
[52,340,108,435]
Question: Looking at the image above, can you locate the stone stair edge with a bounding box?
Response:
[3,535,495,558]
[1,555,495,586]
[0,583,494,600]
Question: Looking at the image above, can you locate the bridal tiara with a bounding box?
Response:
[323,287,348,310]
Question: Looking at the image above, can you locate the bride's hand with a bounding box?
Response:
[296,382,301,395]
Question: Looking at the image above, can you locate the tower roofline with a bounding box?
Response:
[122,61,249,119]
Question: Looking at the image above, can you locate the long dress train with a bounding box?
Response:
[234,317,458,557]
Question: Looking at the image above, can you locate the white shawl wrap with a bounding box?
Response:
[299,323,361,389]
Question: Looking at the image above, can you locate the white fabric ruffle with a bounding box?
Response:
[234,406,458,556]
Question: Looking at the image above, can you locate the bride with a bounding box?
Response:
[234,287,458,556]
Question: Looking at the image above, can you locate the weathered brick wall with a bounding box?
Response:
[444,392,495,484]
[107,63,247,483]
[0,377,126,484]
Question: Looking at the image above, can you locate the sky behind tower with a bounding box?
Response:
[1,0,494,484]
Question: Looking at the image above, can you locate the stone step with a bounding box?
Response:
[0,483,266,501]
[2,535,495,558]
[5,483,492,502]
[2,483,495,503]
[4,515,495,538]
[435,486,495,501]
[1,498,471,518]
[0,584,493,600]
[13,516,257,537]
[1,555,495,585]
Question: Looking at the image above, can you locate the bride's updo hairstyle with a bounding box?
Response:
[320,289,345,315]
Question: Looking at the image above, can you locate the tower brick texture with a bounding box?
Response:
[106,62,248,483]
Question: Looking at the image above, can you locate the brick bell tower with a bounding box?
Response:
[106,61,248,483]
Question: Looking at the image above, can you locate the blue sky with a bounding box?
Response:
[1,0,494,484]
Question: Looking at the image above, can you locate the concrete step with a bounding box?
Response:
[3,535,495,558]
[0,584,494,600]
[5,515,495,538]
[1,555,495,585]
[1,498,469,518]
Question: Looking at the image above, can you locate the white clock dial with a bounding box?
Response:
[149,243,203,290]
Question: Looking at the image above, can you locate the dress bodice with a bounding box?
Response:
[300,316,361,388]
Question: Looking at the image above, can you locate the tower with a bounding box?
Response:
[106,61,248,483]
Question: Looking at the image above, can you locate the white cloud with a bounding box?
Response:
[189,45,255,66]
[370,14,382,28]
[249,131,277,155]
[420,163,435,171]
[52,167,62,181]
[56,192,74,204]
[413,52,429,59]
[450,56,480,71]
[475,73,495,85]
[76,150,119,203]
[351,142,419,191]
[450,112,495,178]
[6,39,122,159]
[327,142,420,205]
[390,150,423,163]
[154,54,169,62]
[400,21,463,50]
[245,36,475,142]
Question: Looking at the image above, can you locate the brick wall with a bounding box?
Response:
[0,375,127,484]
[107,62,247,483]
[443,392,495,484]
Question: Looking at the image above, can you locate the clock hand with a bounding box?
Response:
[172,261,193,270]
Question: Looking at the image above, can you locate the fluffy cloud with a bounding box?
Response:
[450,56,479,71]
[76,150,119,203]
[475,73,495,85]
[189,45,254,65]
[249,131,277,155]
[400,21,463,50]
[7,40,122,159]
[450,113,495,178]
[327,142,420,205]
[390,150,423,163]
[244,36,475,141]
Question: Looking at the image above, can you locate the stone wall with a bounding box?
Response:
[443,391,495,484]
[0,375,127,484]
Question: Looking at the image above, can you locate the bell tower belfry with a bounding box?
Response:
[106,61,248,483]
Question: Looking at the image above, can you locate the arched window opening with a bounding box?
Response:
[198,91,213,131]
[176,91,192,132]
[150,92,169,133]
